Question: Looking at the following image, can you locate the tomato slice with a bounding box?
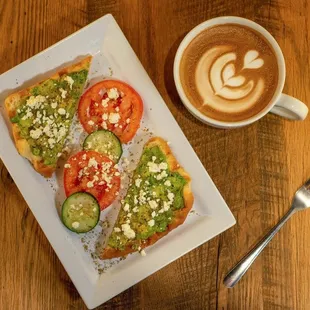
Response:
[78,80,143,143]
[64,150,120,210]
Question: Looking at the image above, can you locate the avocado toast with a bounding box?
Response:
[101,137,194,259]
[5,56,92,177]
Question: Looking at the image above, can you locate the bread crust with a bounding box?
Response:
[5,56,92,178]
[101,137,194,259]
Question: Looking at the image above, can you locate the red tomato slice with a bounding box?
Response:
[64,150,120,210]
[78,80,143,143]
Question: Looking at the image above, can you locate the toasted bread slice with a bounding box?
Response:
[101,137,194,259]
[5,56,92,177]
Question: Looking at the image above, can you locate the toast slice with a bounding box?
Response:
[101,137,194,259]
[5,56,92,177]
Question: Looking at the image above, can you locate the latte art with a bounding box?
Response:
[180,24,279,122]
[196,48,265,113]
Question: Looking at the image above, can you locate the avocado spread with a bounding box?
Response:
[10,70,88,166]
[108,146,187,250]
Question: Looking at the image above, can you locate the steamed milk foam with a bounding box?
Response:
[180,24,279,122]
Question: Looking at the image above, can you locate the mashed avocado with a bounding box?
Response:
[10,70,88,166]
[108,146,187,250]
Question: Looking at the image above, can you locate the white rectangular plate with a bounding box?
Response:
[0,14,235,309]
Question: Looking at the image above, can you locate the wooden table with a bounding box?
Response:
[1,0,310,309]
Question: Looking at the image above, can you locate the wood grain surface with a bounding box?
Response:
[1,0,310,309]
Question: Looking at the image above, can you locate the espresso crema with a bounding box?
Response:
[180,24,279,122]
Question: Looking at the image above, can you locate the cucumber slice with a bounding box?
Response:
[83,130,122,162]
[61,192,100,233]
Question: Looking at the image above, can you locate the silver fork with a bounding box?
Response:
[224,179,310,288]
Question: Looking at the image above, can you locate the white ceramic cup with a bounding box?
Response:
[173,16,308,128]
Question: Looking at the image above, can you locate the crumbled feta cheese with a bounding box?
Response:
[148,219,155,227]
[168,192,175,201]
[114,227,121,232]
[140,250,146,257]
[123,203,130,212]
[114,171,120,176]
[134,196,138,205]
[64,163,71,168]
[58,108,66,115]
[102,121,108,130]
[48,138,56,148]
[88,157,98,168]
[163,202,170,212]
[127,213,132,218]
[29,128,42,140]
[151,211,156,218]
[126,118,130,124]
[115,107,120,112]
[21,110,33,120]
[26,95,46,109]
[135,178,142,188]
[148,161,168,173]
[148,200,158,209]
[156,170,168,180]
[88,120,95,126]
[164,180,171,186]
[59,88,67,99]
[101,98,109,107]
[87,181,94,188]
[109,113,120,124]
[121,223,135,239]
[102,113,108,121]
[132,206,139,213]
[51,102,58,109]
[72,222,80,229]
[107,88,119,100]
[82,154,87,160]
[159,163,168,170]
[147,162,161,173]
[64,75,74,89]
[139,190,147,204]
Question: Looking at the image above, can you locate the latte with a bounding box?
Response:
[179,24,279,122]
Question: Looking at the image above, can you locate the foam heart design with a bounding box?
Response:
[243,50,264,69]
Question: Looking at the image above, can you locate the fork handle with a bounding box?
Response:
[224,208,295,288]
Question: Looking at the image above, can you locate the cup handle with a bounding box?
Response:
[270,93,308,120]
